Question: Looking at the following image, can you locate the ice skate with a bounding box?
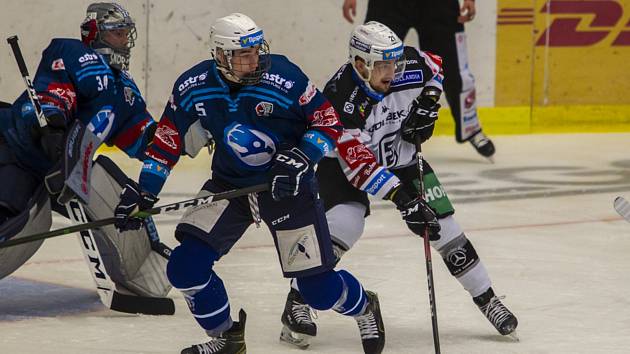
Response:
[470,131,496,162]
[354,290,385,354]
[181,309,247,354]
[280,288,317,349]
[474,288,518,340]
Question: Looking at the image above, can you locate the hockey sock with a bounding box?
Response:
[433,216,491,297]
[167,236,232,336]
[297,269,367,316]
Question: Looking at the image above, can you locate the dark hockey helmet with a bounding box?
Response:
[209,13,270,85]
[80,2,137,71]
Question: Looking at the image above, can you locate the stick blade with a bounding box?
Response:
[109,291,175,315]
[614,196,630,223]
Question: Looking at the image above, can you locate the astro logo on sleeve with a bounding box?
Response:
[225,122,277,169]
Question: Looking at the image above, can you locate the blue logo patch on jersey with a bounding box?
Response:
[87,106,114,139]
[224,122,277,169]
[239,30,264,48]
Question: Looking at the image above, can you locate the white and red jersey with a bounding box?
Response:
[324,46,444,198]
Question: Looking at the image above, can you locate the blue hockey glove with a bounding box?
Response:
[388,185,441,240]
[114,178,159,232]
[19,103,68,161]
[269,147,311,201]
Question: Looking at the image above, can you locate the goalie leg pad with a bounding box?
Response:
[81,155,171,297]
[0,184,52,279]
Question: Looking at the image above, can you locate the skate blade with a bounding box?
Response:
[505,330,519,342]
[485,155,495,164]
[280,326,313,349]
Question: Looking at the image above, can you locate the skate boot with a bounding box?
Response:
[280,288,317,348]
[469,131,495,162]
[354,291,385,354]
[474,288,518,338]
[181,309,247,354]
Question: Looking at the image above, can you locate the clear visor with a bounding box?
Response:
[372,55,406,80]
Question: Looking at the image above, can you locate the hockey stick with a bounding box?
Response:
[0,183,268,249]
[614,196,630,222]
[415,134,441,354]
[65,199,175,315]
[6,35,47,127]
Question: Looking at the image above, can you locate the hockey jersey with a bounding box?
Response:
[0,38,155,175]
[139,55,342,195]
[323,46,443,195]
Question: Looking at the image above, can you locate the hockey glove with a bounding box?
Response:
[401,95,440,145]
[269,147,311,201]
[388,185,441,240]
[20,103,68,161]
[114,178,159,232]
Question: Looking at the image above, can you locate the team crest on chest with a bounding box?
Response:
[124,86,135,106]
[224,122,277,169]
[255,101,274,117]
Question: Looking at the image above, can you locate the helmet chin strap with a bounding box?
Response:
[351,61,384,97]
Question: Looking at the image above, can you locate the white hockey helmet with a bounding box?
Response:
[209,13,270,85]
[349,21,406,82]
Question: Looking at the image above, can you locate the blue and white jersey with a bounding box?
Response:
[0,38,155,175]
[140,55,343,195]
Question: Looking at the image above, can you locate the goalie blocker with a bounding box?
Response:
[0,154,174,315]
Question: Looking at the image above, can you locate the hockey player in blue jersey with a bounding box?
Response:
[0,2,172,312]
[114,13,385,354]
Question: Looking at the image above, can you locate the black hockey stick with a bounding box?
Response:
[6,35,47,127]
[414,86,442,354]
[415,135,441,354]
[0,183,268,249]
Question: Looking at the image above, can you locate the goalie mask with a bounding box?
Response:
[349,21,406,88]
[81,2,137,71]
[209,13,271,85]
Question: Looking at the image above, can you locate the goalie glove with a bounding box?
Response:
[114,178,159,232]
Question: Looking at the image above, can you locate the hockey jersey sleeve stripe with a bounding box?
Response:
[139,159,171,196]
[77,70,115,82]
[183,94,229,112]
[75,64,109,75]
[180,87,226,109]
[237,93,289,109]
[240,86,293,106]
[147,144,180,168]
[361,168,400,199]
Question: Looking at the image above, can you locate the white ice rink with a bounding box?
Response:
[1,133,629,354]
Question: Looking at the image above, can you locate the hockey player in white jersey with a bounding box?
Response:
[279,22,518,349]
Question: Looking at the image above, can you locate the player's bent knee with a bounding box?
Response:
[167,235,220,289]
[326,202,366,251]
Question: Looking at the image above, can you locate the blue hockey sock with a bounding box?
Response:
[296,269,367,316]
[166,236,232,336]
